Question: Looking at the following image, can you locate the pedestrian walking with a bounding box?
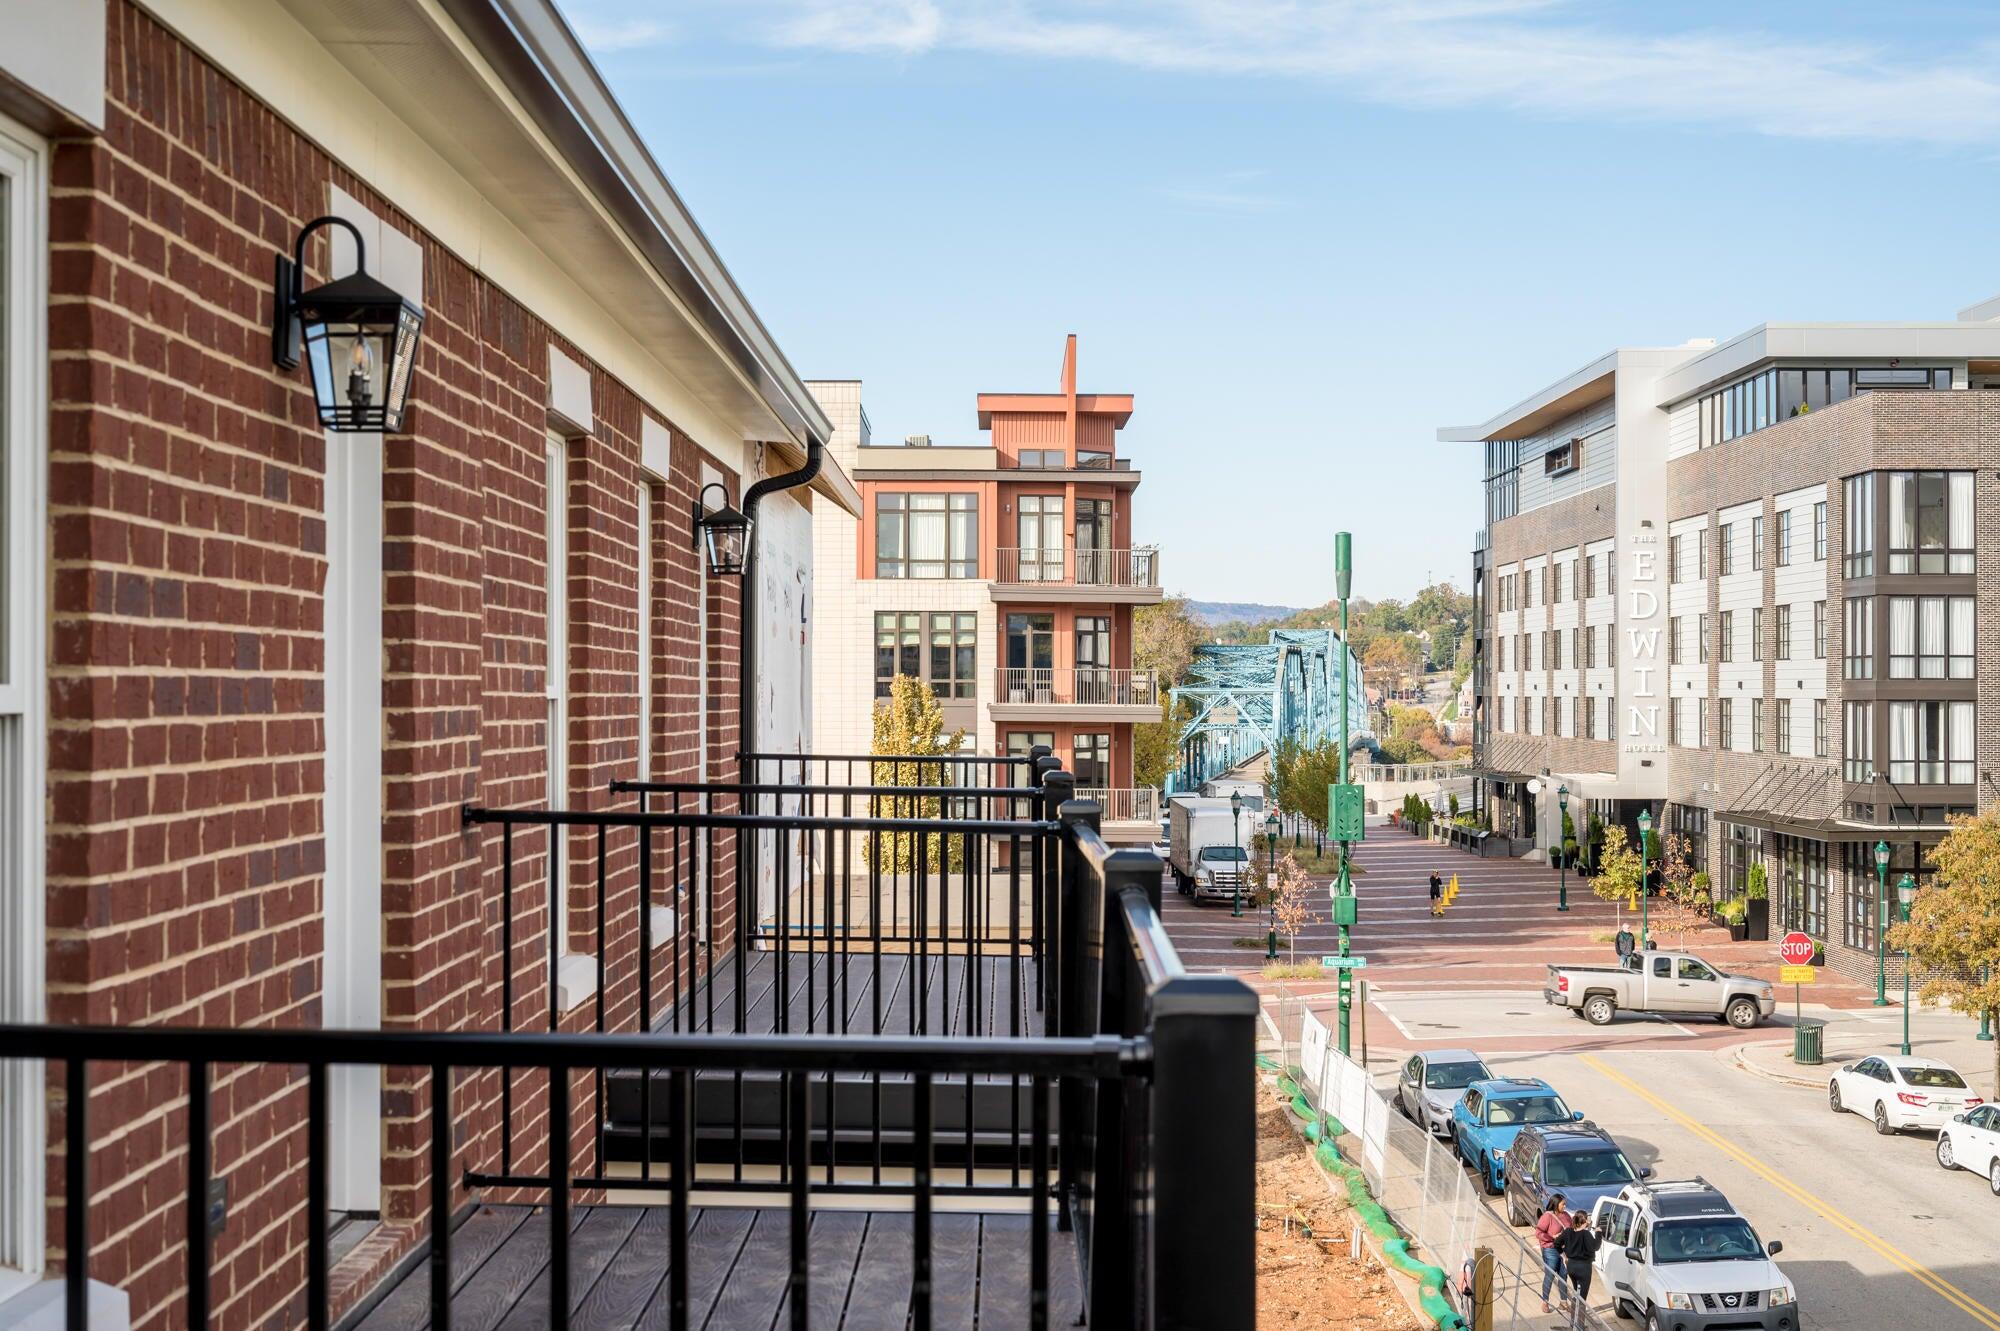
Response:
[1429,870,1444,917]
[1533,1194,1569,1312]
[1560,1210,1602,1325]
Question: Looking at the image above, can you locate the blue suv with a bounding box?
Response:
[1451,1077,1582,1195]
[1499,1120,1652,1226]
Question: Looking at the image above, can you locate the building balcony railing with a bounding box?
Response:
[1079,786,1162,825]
[995,667,1161,708]
[994,546,1161,591]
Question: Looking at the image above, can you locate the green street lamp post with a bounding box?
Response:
[1636,807,1653,947]
[1265,812,1281,961]
[1230,790,1244,917]
[1872,840,1891,1007]
[1896,873,1919,1056]
[1980,964,1994,1042]
[1556,783,1570,913]
[1335,531,1357,1055]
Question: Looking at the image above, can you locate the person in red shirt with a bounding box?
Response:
[1533,1194,1569,1313]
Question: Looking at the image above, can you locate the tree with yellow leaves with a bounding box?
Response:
[1889,810,2000,1097]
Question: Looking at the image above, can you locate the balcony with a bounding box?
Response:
[992,547,1163,603]
[1078,786,1163,832]
[989,667,1162,722]
[10,755,1254,1331]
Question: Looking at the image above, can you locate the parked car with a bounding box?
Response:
[1451,1077,1583,1195]
[1545,950,1775,1028]
[1393,1048,1493,1137]
[1500,1120,1652,1227]
[1590,1179,1797,1330]
[1935,1102,2000,1195]
[1828,1055,1984,1134]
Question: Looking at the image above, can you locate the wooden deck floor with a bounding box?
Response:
[654,949,1045,1041]
[350,1204,1082,1331]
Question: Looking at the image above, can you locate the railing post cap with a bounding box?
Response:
[1151,973,1259,1018]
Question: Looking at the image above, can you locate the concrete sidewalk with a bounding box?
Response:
[1729,1001,2000,1093]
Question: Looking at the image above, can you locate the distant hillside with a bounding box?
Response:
[1188,600,1305,627]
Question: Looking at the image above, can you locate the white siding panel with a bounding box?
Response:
[1666,400,1699,461]
[1516,402,1617,517]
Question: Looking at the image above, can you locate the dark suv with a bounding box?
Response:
[1501,1120,1651,1228]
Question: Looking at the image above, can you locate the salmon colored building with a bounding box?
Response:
[808,338,1165,839]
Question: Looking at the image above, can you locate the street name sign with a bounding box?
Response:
[1319,955,1368,970]
[1777,932,1815,967]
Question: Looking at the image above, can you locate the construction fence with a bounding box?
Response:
[1270,990,1619,1331]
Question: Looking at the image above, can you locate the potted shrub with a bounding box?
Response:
[1715,896,1748,941]
[1744,863,1771,942]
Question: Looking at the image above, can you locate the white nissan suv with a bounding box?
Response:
[1589,1179,1798,1331]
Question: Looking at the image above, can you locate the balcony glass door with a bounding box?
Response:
[1076,499,1111,584]
[1005,613,1054,700]
[1076,616,1112,703]
[1018,495,1064,582]
[1073,732,1111,786]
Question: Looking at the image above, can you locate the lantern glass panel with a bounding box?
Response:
[703,519,749,575]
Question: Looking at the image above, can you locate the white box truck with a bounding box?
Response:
[1168,795,1253,903]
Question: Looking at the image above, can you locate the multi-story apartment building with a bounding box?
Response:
[811,337,1165,839]
[1445,302,2000,981]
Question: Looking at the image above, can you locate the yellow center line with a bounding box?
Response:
[1578,1052,2000,1331]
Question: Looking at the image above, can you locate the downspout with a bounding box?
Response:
[738,436,825,770]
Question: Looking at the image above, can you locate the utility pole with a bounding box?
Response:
[1332,532,1361,1056]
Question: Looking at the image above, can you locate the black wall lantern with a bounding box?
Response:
[271,215,424,432]
[692,481,751,576]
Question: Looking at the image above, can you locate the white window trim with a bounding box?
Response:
[0,112,49,1303]
[546,434,593,1010]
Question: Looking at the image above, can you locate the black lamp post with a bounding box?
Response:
[1556,784,1570,913]
[1636,807,1653,946]
[1872,839,1892,1007]
[1230,790,1244,917]
[1264,812,1280,960]
[1896,873,1919,1056]
[271,215,424,432]
[692,482,751,576]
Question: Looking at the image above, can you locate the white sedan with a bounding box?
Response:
[1827,1055,1985,1134]
[1936,1102,2000,1195]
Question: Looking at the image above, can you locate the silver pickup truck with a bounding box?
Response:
[1545,951,1776,1028]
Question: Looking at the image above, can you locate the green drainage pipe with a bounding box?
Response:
[1262,1060,1467,1331]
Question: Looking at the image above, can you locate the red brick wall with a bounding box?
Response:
[45,5,747,1325]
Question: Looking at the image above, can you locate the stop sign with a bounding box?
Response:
[1778,931,1815,966]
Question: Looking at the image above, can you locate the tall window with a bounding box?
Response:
[1751,608,1765,662]
[1813,600,1826,659]
[1076,498,1113,582]
[1072,732,1112,786]
[1719,698,1735,751]
[1814,699,1827,758]
[544,435,570,957]
[1751,515,1765,571]
[1552,561,1565,603]
[928,612,976,697]
[1888,596,1975,679]
[1776,698,1791,755]
[1751,698,1766,753]
[1843,474,1875,577]
[1549,628,1563,670]
[1697,613,1709,664]
[1887,471,1974,573]
[1719,523,1734,576]
[1669,533,1681,584]
[1843,598,1873,680]
[1776,510,1792,566]
[1844,701,1873,782]
[1004,613,1055,697]
[877,492,978,578]
[1719,610,1734,663]
[1844,843,1877,951]
[875,611,921,696]
[1888,701,1975,785]
[1016,494,1064,581]
[1813,501,1828,561]
[1670,616,1684,666]
[1775,604,1791,661]
[1698,697,1710,747]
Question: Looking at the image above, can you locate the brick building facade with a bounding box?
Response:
[0,2,859,1324]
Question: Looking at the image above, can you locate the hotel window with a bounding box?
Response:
[1887,471,1975,573]
[1553,561,1565,603]
[1814,699,1827,758]
[1843,598,1873,680]
[1776,698,1792,755]
[1719,610,1734,663]
[544,435,570,958]
[1888,700,1975,785]
[1888,596,1975,679]
[1583,696,1597,739]
[1750,515,1765,572]
[1549,629,1562,670]
[929,612,977,698]
[1813,501,1827,561]
[1702,367,1949,447]
[1721,821,1756,898]
[1751,608,1764,662]
[1698,697,1711,748]
[1776,510,1792,567]
[1844,844,1877,951]
[1582,624,1595,669]
[1775,604,1791,661]
[875,612,922,696]
[1696,529,1707,579]
[1697,613,1709,664]
[1843,474,1875,577]
[1581,555,1595,599]
[1669,534,1681,584]
[1670,616,1684,666]
[1522,569,1534,609]
[1497,637,1507,671]
[1813,600,1826,659]
[1719,523,1734,576]
[1751,698,1766,753]
[1605,623,1615,667]
[877,493,978,578]
[1844,701,1873,782]
[1669,697,1680,746]
[1719,698,1735,751]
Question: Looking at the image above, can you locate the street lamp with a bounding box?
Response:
[1525,777,1541,844]
[1230,790,1244,917]
[1556,784,1571,913]
[1265,812,1281,961]
[1635,807,1653,946]
[1872,840,1892,1007]
[1895,873,1919,1056]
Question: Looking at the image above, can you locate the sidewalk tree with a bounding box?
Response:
[866,674,968,870]
[1267,854,1321,964]
[1888,811,2000,1096]
[1592,825,1644,928]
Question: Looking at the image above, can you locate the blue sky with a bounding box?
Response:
[561,1,2000,607]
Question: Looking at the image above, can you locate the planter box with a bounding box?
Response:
[1744,898,1770,942]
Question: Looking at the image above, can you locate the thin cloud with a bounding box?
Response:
[1159,169,1286,214]
[569,16,674,51]
[743,0,2000,149]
